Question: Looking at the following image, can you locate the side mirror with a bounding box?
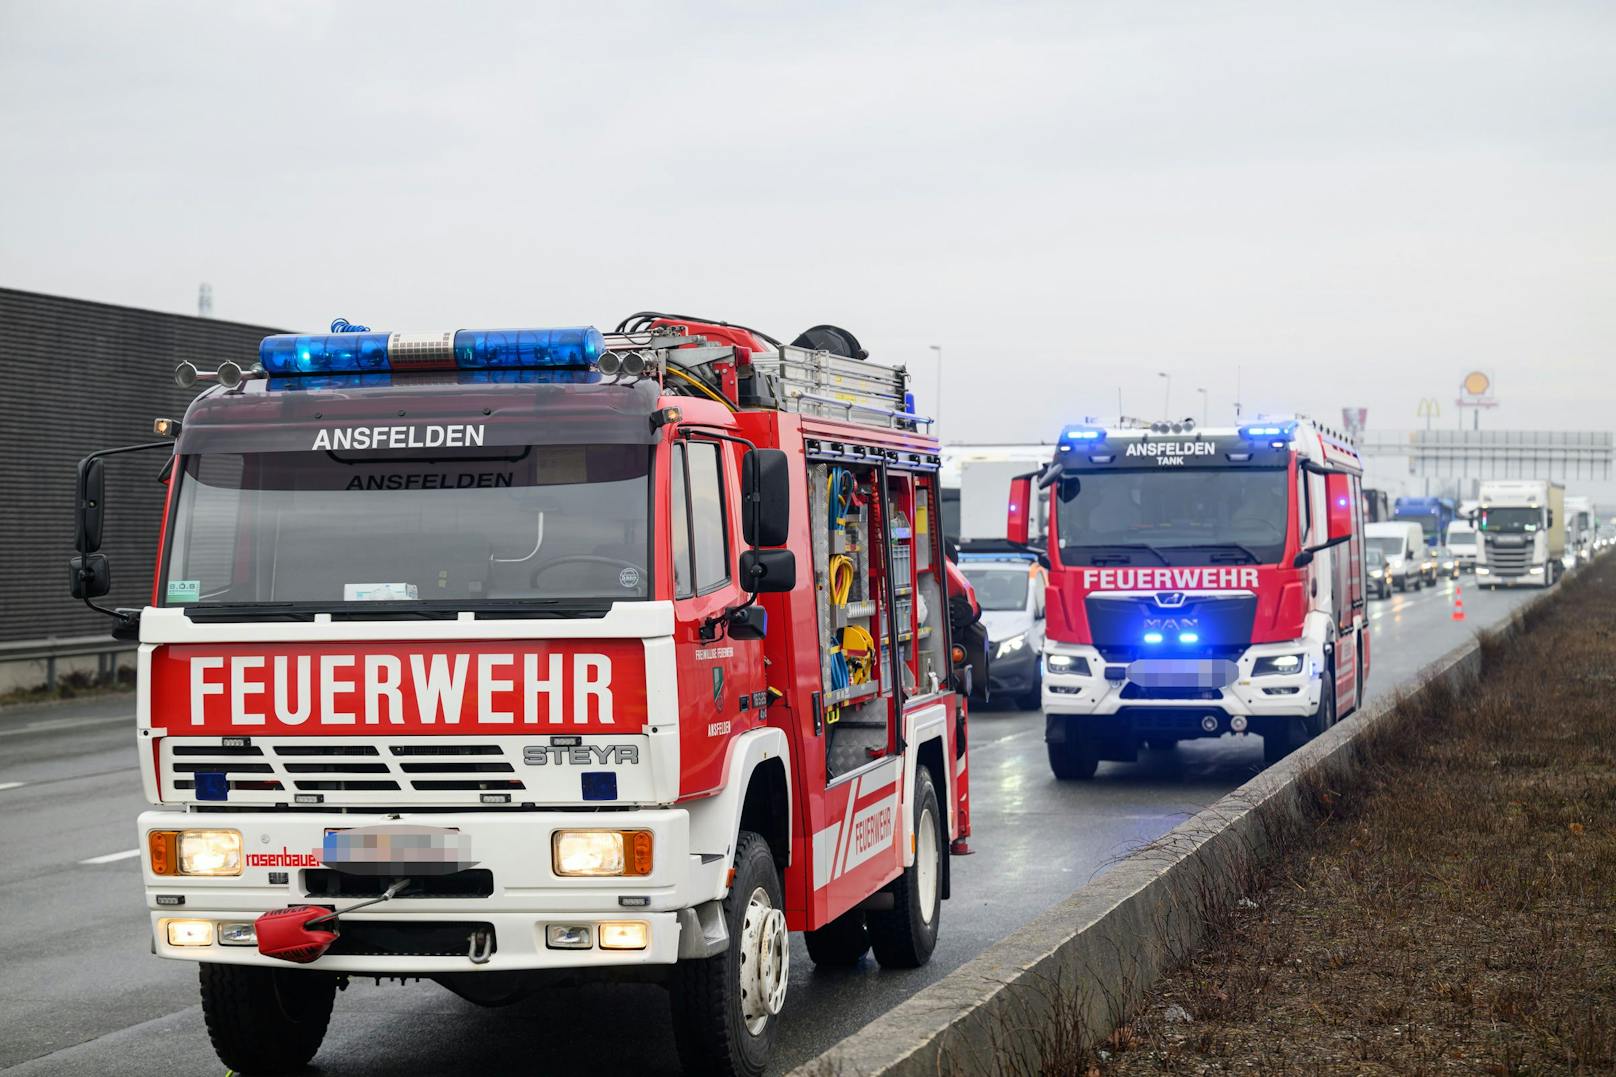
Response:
[1324,473,1354,541]
[76,457,106,553]
[69,553,111,599]
[1292,549,1314,568]
[741,449,791,548]
[1007,473,1034,546]
[739,548,796,593]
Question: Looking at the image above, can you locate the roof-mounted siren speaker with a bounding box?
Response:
[791,325,868,360]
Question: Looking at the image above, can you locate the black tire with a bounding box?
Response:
[803,907,870,967]
[868,768,943,969]
[1016,684,1042,711]
[1262,719,1302,764]
[670,831,784,1077]
[198,963,337,1075]
[1047,731,1099,780]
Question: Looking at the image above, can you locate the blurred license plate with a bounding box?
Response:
[1127,659,1237,689]
[322,825,473,876]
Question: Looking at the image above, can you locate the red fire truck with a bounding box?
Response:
[68,315,970,1076]
[1009,417,1369,777]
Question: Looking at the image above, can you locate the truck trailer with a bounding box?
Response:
[68,315,972,1077]
[1474,479,1565,588]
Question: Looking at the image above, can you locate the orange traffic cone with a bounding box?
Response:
[1452,585,1466,622]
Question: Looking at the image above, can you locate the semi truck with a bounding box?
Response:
[68,315,972,1077]
[1565,495,1595,563]
[940,444,1055,548]
[1474,479,1565,588]
[1013,417,1370,776]
[1392,495,1455,547]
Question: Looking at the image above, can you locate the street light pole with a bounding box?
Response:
[1196,387,1208,424]
[929,345,943,429]
[1157,372,1170,418]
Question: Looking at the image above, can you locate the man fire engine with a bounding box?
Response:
[1008,417,1369,777]
[68,314,971,1076]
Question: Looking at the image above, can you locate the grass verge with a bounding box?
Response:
[1092,564,1616,1074]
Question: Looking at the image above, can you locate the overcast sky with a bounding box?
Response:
[2,1,1613,444]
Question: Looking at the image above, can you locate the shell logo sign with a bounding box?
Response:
[1462,371,1492,397]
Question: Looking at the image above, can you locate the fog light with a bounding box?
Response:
[1230,715,1249,732]
[217,922,258,947]
[164,919,214,947]
[599,921,649,950]
[1049,685,1082,695]
[1200,715,1219,733]
[546,924,593,950]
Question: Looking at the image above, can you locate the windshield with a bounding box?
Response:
[1055,468,1289,566]
[1478,507,1540,533]
[1397,511,1441,541]
[960,566,1030,611]
[164,444,652,608]
[1366,536,1405,561]
[1365,548,1385,566]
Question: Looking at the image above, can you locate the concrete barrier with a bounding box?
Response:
[792,583,1564,1077]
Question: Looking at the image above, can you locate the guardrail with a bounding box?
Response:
[0,635,133,692]
[792,578,1568,1076]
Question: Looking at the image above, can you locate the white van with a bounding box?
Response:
[1446,520,1477,571]
[1364,521,1428,592]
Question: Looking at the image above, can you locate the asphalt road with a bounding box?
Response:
[0,576,1537,1076]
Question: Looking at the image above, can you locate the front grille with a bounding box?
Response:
[1121,683,1223,701]
[1485,538,1532,576]
[326,921,497,958]
[304,869,495,900]
[163,738,538,805]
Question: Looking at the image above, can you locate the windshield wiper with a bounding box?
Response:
[1166,543,1263,564]
[1064,544,1168,566]
[185,599,615,622]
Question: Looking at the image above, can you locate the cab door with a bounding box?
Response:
[668,437,767,799]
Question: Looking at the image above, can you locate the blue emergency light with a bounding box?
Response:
[259,324,607,376]
[1058,424,1106,451]
[1239,421,1296,442]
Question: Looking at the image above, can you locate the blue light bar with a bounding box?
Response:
[456,327,605,369]
[259,325,607,376]
[1143,631,1163,644]
[1058,424,1107,451]
[1239,421,1296,441]
[1178,631,1199,644]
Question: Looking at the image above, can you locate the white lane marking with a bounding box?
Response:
[0,781,25,791]
[79,848,140,865]
[0,715,130,738]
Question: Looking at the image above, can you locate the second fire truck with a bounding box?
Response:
[69,314,970,1076]
[1008,417,1369,776]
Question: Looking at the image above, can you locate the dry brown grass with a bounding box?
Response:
[1094,563,1616,1076]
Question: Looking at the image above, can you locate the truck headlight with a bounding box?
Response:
[1252,654,1304,677]
[996,633,1027,658]
[149,829,242,876]
[163,919,215,947]
[1046,654,1090,675]
[552,830,653,877]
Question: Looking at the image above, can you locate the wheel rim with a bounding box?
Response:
[916,805,940,926]
[738,886,788,1035]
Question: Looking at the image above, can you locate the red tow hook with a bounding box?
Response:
[255,878,411,964]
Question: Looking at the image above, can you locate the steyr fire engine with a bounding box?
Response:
[1005,417,1369,777]
[68,314,971,1076]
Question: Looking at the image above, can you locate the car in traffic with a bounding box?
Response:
[1365,546,1393,598]
[958,550,1048,709]
[1365,521,1428,592]
[1432,544,1460,579]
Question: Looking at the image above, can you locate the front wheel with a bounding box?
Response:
[671,831,786,1077]
[867,768,943,969]
[199,963,337,1075]
[1048,731,1099,780]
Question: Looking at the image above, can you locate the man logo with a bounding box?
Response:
[711,667,725,708]
[1155,592,1187,608]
